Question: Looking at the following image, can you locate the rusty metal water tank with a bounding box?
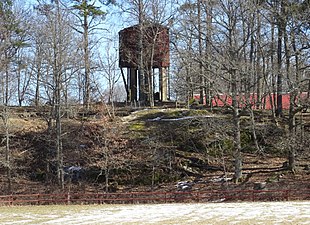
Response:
[119,23,170,68]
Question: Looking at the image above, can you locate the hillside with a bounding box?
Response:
[0,105,309,195]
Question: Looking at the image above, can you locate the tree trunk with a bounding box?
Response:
[83,4,91,110]
[3,53,12,192]
[54,0,64,189]
[270,15,277,122]
[256,6,262,109]
[3,107,12,193]
[35,49,41,107]
[56,87,64,189]
[276,1,285,117]
[288,94,296,172]
[197,0,204,104]
[205,1,212,107]
[138,0,145,104]
[232,69,242,183]
[287,24,300,173]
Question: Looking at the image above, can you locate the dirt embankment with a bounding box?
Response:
[0,106,309,195]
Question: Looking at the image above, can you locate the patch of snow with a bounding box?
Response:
[147,115,216,122]
[1,202,309,225]
[210,177,233,183]
[147,116,162,121]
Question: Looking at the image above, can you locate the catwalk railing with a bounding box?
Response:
[0,189,309,206]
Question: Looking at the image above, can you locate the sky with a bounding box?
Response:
[14,0,175,102]
[20,0,128,99]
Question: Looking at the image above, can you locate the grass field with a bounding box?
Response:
[0,201,309,225]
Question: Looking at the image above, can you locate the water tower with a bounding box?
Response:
[119,23,170,103]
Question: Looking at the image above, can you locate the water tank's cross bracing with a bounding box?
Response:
[119,23,170,104]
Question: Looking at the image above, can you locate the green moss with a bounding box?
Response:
[241,131,251,143]
[242,146,256,153]
[222,139,234,152]
[266,175,280,183]
[164,110,183,118]
[188,109,209,116]
[188,98,199,105]
[129,122,145,131]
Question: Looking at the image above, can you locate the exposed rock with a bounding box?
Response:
[176,181,193,191]
[253,182,266,190]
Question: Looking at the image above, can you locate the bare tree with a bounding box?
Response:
[98,39,120,116]
[70,0,114,109]
[33,0,79,188]
[0,0,29,193]
[15,50,32,106]
[173,0,274,182]
[284,0,310,172]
